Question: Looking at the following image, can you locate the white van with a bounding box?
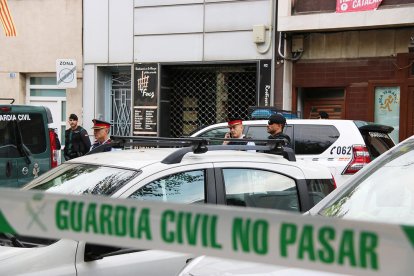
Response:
[191,119,395,186]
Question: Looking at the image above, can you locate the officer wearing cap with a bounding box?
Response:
[266,113,291,148]
[223,117,255,151]
[90,119,112,152]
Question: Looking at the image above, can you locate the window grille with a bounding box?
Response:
[165,64,257,137]
[111,72,132,136]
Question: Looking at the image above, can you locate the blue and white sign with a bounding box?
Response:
[374,86,400,143]
[56,59,77,88]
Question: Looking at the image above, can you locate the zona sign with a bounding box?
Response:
[56,59,77,88]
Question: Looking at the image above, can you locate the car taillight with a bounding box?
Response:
[0,106,11,112]
[342,145,371,175]
[48,129,58,168]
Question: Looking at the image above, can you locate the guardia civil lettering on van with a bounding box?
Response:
[0,114,31,121]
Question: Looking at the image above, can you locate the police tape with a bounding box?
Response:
[0,188,413,275]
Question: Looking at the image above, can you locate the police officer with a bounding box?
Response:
[266,113,291,153]
[64,114,91,160]
[90,119,112,152]
[223,118,255,151]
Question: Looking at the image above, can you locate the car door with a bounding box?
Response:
[0,239,78,275]
[76,163,215,276]
[211,162,311,212]
[0,118,20,187]
[75,243,192,276]
[120,163,216,204]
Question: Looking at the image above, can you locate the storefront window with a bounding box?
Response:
[374,87,400,143]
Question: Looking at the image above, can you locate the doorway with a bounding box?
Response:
[299,88,345,119]
[26,76,66,164]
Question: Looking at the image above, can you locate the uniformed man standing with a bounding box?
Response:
[90,119,112,152]
[63,114,91,160]
[223,118,255,152]
[266,113,291,153]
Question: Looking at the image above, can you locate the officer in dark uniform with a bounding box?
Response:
[64,114,91,160]
[266,113,291,154]
[90,119,112,152]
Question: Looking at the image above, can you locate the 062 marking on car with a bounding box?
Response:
[330,146,352,155]
[0,188,414,275]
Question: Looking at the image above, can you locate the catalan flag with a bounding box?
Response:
[0,0,17,36]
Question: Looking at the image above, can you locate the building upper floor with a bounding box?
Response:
[278,0,414,33]
[84,0,275,64]
[0,0,82,73]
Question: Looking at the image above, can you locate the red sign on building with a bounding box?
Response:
[336,0,383,13]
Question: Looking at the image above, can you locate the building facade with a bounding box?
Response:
[83,0,279,138]
[0,0,83,143]
[277,0,414,142]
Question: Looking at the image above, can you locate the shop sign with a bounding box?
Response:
[336,0,383,13]
[133,64,158,135]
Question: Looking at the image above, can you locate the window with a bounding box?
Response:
[0,113,46,156]
[360,132,395,159]
[223,168,299,212]
[20,113,47,154]
[293,125,339,154]
[319,140,414,225]
[245,126,268,140]
[306,179,335,206]
[31,164,138,196]
[129,170,205,204]
[30,77,57,85]
[198,128,228,145]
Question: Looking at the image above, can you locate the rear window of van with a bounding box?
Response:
[0,113,47,155]
[360,131,394,159]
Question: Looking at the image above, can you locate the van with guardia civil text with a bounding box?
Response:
[0,98,59,187]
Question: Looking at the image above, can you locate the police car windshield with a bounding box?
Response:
[318,139,414,225]
[28,163,139,196]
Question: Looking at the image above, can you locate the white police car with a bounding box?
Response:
[191,119,395,186]
[178,135,414,276]
[0,139,334,276]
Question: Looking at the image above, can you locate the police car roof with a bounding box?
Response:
[65,148,332,179]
